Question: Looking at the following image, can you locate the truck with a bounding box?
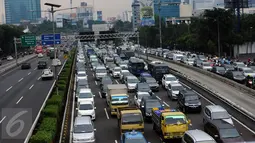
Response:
[117,107,144,134]
[106,84,129,115]
[151,107,191,140]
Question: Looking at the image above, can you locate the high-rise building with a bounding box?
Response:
[5,0,41,24]
[122,11,132,22]
[132,0,140,31]
[76,4,93,21]
[97,11,102,21]
[154,0,181,20]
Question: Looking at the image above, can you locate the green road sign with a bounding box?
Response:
[21,35,36,47]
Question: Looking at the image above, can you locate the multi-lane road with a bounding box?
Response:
[72,61,255,143]
[0,53,65,143]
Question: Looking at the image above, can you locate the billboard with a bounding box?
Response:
[97,11,102,21]
[224,0,249,8]
[140,0,155,26]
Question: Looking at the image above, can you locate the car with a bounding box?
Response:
[72,116,96,143]
[120,131,149,143]
[167,83,184,100]
[203,105,233,125]
[111,67,121,78]
[37,61,47,69]
[162,74,179,89]
[100,79,113,98]
[204,120,244,143]
[142,77,159,92]
[238,67,255,77]
[21,63,31,69]
[77,88,95,105]
[182,129,216,143]
[38,53,43,58]
[177,89,202,113]
[135,83,151,93]
[95,66,107,81]
[224,70,246,83]
[76,101,96,120]
[7,56,13,61]
[41,69,54,80]
[140,96,164,120]
[76,71,87,81]
[76,79,89,94]
[52,58,61,66]
[100,76,112,88]
[134,92,151,107]
[211,66,226,75]
[125,76,140,92]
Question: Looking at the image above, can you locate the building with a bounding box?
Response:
[97,11,102,21]
[122,11,132,22]
[154,0,181,20]
[192,0,224,10]
[132,0,140,31]
[5,0,41,24]
[76,2,93,21]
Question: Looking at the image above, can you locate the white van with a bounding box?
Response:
[173,54,183,61]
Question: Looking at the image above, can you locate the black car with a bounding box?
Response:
[141,77,159,92]
[135,83,151,93]
[37,61,47,69]
[224,70,246,83]
[211,66,226,75]
[21,63,31,69]
[177,89,201,113]
[204,120,244,143]
[140,96,164,120]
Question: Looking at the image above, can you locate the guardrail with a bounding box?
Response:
[24,59,67,143]
[141,57,255,133]
[146,54,255,95]
[0,55,37,75]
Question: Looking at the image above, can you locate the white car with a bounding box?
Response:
[126,76,139,91]
[238,67,255,77]
[134,92,150,107]
[52,58,61,66]
[38,53,43,58]
[41,69,54,80]
[201,62,212,71]
[77,88,95,105]
[76,71,87,81]
[76,101,96,120]
[7,56,13,61]
[120,70,129,80]
[162,74,179,89]
[112,67,121,78]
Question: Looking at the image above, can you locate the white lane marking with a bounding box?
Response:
[18,78,24,82]
[34,68,37,70]
[16,96,23,104]
[99,92,102,98]
[93,73,94,77]
[115,140,118,143]
[37,76,41,80]
[156,96,161,100]
[179,81,191,89]
[0,116,6,124]
[6,86,13,92]
[115,80,119,84]
[29,84,34,90]
[104,108,109,119]
[163,101,170,107]
[28,72,31,75]
[95,81,98,85]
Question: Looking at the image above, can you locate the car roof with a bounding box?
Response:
[96,66,106,69]
[79,100,93,105]
[165,74,175,77]
[137,92,150,95]
[210,120,235,129]
[121,70,129,72]
[43,69,51,72]
[125,131,144,139]
[185,130,215,142]
[180,89,196,95]
[169,83,182,86]
[78,71,86,74]
[80,88,91,93]
[127,76,137,79]
[206,105,226,112]
[74,116,92,125]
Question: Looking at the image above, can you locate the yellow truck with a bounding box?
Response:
[117,107,144,134]
[151,107,191,140]
[106,84,129,115]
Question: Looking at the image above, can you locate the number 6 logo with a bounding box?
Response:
[6,110,28,137]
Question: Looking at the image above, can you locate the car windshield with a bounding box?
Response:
[237,63,245,67]
[127,78,139,83]
[96,69,107,73]
[212,111,230,119]
[172,86,184,91]
[146,78,156,83]
[217,67,225,70]
[232,71,243,76]
[146,100,161,109]
[138,84,150,89]
[165,115,187,124]
[74,124,93,133]
[137,93,150,100]
[219,128,240,138]
[122,113,143,124]
[91,62,98,66]
[78,73,86,77]
[244,70,254,73]
[79,104,93,110]
[203,63,210,66]
[111,96,129,105]
[185,95,199,101]
[125,138,147,143]
[102,80,112,84]
[166,77,177,81]
[79,93,92,98]
[114,68,121,71]
[78,80,88,86]
[188,59,194,62]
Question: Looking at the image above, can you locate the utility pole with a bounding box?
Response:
[158,0,162,49]
[14,38,18,66]
[217,17,220,57]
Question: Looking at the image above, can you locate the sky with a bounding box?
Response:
[0,0,132,22]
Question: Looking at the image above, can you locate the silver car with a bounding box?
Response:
[95,66,107,80]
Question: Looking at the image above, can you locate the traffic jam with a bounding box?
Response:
[71,42,253,143]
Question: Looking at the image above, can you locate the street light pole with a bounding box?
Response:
[217,17,220,57]
[158,0,162,49]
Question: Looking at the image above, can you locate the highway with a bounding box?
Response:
[72,61,255,143]
[0,53,65,143]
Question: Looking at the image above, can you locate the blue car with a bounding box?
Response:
[120,131,150,143]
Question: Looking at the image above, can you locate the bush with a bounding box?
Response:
[58,76,68,81]
[46,95,62,107]
[58,84,66,91]
[58,80,66,85]
[38,117,57,134]
[42,105,59,119]
[29,131,53,143]
[52,91,64,97]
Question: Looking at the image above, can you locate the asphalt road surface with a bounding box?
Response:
[72,63,255,143]
[0,53,65,143]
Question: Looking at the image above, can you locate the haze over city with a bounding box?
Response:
[0,0,132,22]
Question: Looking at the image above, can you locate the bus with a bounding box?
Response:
[128,57,145,76]
[148,62,170,83]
